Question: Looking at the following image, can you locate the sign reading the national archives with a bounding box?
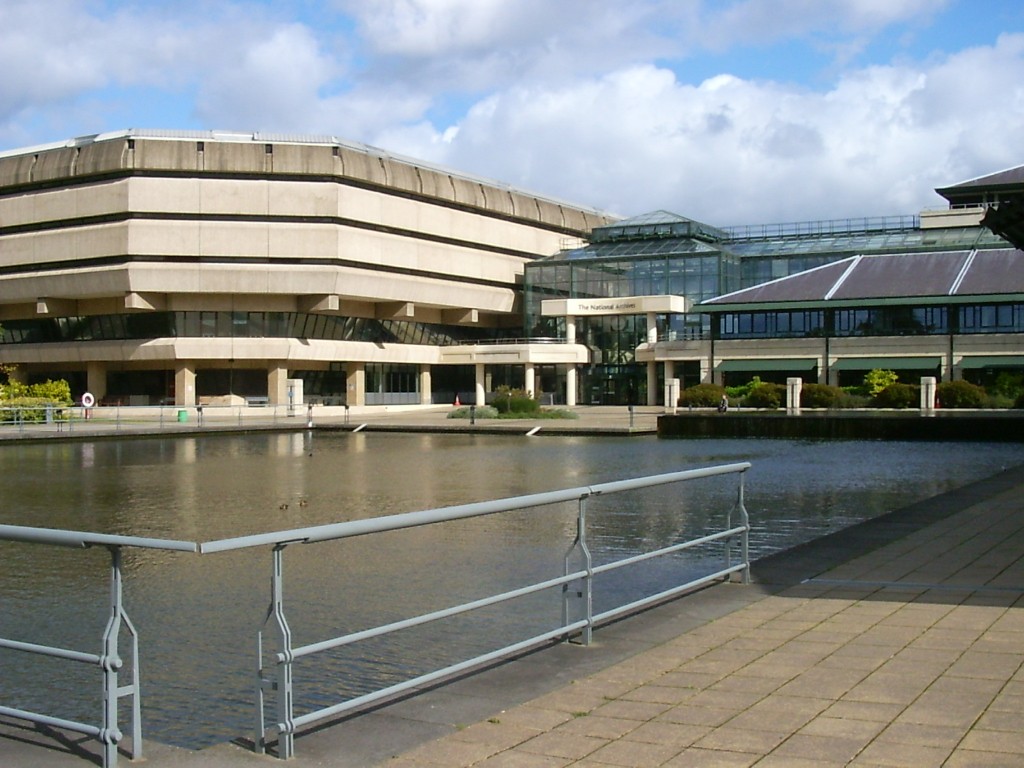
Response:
[541,295,691,317]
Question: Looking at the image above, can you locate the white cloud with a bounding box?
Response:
[696,0,950,50]
[1,0,1022,229]
[393,32,1024,224]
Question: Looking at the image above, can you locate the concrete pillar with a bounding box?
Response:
[86,362,107,402]
[268,365,288,405]
[474,363,485,406]
[646,312,658,344]
[566,315,576,343]
[346,362,365,407]
[566,366,577,407]
[827,361,839,387]
[175,364,196,407]
[664,360,675,386]
[524,363,535,399]
[419,365,432,405]
[920,376,937,411]
[646,361,658,406]
[700,359,713,384]
[787,377,803,413]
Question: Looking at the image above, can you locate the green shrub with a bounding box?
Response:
[864,369,899,396]
[936,380,986,409]
[992,371,1024,400]
[677,383,725,408]
[872,383,918,408]
[724,376,762,400]
[800,383,845,408]
[30,379,72,404]
[743,382,786,409]
[1,378,72,404]
[491,387,540,414]
[447,405,499,419]
[2,396,65,422]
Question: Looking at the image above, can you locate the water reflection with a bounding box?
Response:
[1,433,1022,748]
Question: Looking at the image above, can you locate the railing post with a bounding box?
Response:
[100,546,126,768]
[562,494,593,645]
[738,472,750,584]
[257,544,295,758]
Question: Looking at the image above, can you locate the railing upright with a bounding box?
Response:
[256,543,296,758]
[562,494,594,645]
[0,527,195,768]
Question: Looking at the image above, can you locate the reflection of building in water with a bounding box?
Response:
[2,130,1022,407]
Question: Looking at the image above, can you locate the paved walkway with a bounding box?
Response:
[383,465,1024,768]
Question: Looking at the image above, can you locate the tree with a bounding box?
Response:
[863,369,898,396]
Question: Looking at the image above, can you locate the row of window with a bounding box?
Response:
[0,312,512,346]
[717,304,1024,339]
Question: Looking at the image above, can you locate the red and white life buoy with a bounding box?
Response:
[81,392,96,408]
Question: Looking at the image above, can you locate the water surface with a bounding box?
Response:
[1,432,1021,747]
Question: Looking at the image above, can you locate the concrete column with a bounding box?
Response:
[524,363,535,398]
[474,363,485,406]
[566,366,577,407]
[664,360,674,385]
[920,376,937,411]
[268,365,288,405]
[646,361,658,406]
[827,360,839,387]
[175,364,196,406]
[700,359,713,384]
[419,365,432,405]
[86,362,107,402]
[566,315,576,343]
[787,377,803,413]
[346,362,365,407]
[646,312,658,344]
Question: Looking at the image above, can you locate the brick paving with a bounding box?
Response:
[383,465,1024,768]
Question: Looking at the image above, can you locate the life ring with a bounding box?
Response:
[81,392,96,408]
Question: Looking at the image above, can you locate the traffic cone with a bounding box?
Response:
[454,394,461,407]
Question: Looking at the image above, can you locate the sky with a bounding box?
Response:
[2,0,1024,225]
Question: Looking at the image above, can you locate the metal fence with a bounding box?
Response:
[0,462,750,765]
[200,462,751,759]
[0,403,313,436]
[0,527,196,768]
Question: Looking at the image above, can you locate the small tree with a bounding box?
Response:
[743,382,786,409]
[864,369,898,396]
[800,383,845,408]
[677,383,725,408]
[936,380,986,409]
[491,386,540,414]
[873,383,918,409]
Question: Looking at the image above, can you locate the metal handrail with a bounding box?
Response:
[0,526,196,768]
[199,462,751,759]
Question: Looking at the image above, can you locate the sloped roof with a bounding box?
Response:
[938,164,1024,193]
[700,249,1024,310]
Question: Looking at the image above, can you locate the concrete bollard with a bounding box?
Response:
[920,376,937,412]
[787,377,803,413]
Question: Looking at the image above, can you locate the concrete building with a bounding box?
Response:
[2,129,1023,409]
[527,169,1024,405]
[0,130,613,407]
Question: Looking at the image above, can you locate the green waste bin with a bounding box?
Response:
[177,409,188,423]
